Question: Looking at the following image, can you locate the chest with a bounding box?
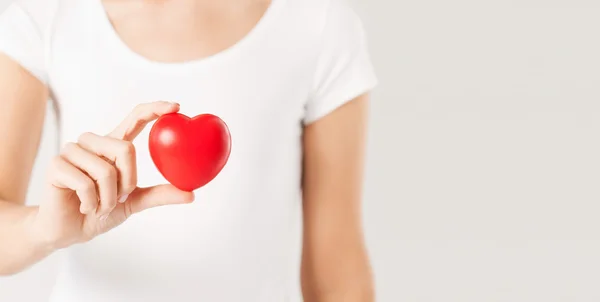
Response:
[46,0,319,167]
[100,0,271,63]
[49,50,310,140]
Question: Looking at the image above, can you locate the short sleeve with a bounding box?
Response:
[303,0,378,125]
[0,0,52,84]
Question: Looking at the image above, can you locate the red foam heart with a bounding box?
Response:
[149,113,231,192]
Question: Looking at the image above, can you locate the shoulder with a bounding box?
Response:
[281,0,364,34]
[0,0,72,84]
[3,0,62,34]
[279,0,371,59]
[286,0,377,124]
[275,0,369,64]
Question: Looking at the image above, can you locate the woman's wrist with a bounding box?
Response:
[23,206,58,255]
[0,202,56,275]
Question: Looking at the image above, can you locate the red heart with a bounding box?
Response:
[148,113,232,192]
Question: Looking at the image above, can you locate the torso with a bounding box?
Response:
[0,0,374,299]
[46,0,321,301]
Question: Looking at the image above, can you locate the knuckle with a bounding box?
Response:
[98,164,117,180]
[47,157,65,181]
[119,141,136,156]
[50,156,63,169]
[78,178,95,193]
[80,204,94,215]
[133,103,147,115]
[77,132,95,143]
[79,202,91,212]
[61,142,78,154]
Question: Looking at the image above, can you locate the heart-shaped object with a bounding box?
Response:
[149,113,231,192]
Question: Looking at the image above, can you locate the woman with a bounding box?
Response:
[0,0,378,300]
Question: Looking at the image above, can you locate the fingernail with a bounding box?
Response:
[118,194,130,204]
[99,214,109,221]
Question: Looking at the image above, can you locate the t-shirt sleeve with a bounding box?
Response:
[303,0,378,125]
[0,0,50,84]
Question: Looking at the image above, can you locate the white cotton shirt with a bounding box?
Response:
[0,0,378,301]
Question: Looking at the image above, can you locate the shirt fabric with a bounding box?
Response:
[0,0,378,300]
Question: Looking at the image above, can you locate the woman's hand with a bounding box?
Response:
[31,101,194,250]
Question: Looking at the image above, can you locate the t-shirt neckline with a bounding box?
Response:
[91,0,283,70]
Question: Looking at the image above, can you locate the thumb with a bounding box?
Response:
[126,184,195,215]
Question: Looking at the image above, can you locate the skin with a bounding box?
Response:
[302,94,375,301]
[0,54,195,275]
[0,0,374,300]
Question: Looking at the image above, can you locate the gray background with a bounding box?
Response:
[3,0,600,301]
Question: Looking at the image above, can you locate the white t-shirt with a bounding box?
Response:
[0,0,378,301]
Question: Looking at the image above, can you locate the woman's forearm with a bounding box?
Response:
[0,201,52,276]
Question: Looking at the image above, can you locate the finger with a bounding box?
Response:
[108,101,180,141]
[123,184,195,217]
[77,132,137,197]
[49,156,99,215]
[60,143,118,217]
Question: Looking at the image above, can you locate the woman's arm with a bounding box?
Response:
[301,94,375,302]
[0,55,192,275]
[0,53,54,275]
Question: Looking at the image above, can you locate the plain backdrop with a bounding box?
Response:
[3,0,600,301]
